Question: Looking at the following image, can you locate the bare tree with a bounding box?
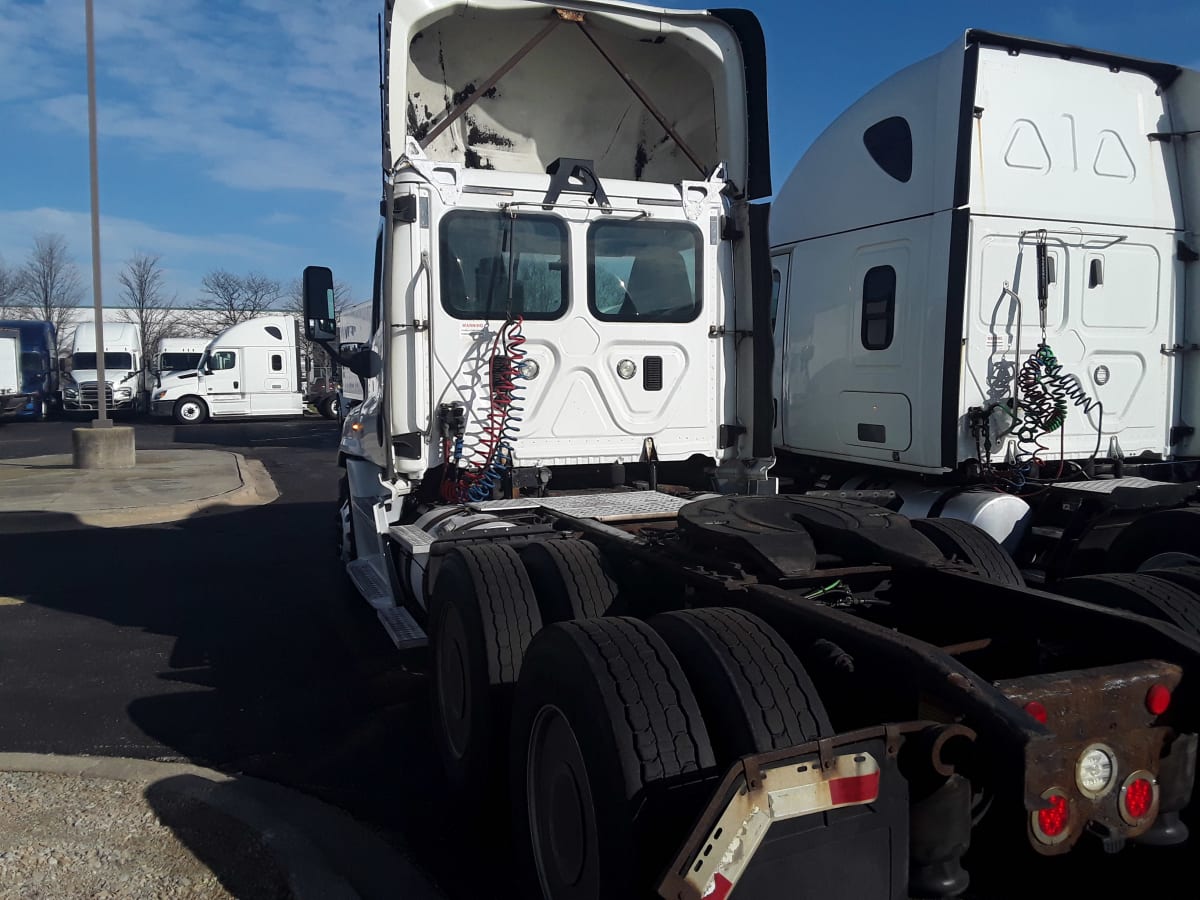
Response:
[117,253,174,371]
[16,234,83,355]
[285,276,356,388]
[191,269,283,335]
[0,255,20,319]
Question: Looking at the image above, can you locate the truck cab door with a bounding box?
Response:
[203,349,249,416]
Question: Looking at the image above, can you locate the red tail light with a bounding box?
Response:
[1120,772,1158,824]
[1038,795,1069,836]
[1024,700,1048,724]
[1031,789,1071,845]
[1146,684,1171,716]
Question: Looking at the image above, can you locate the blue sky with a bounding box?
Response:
[2,0,1198,308]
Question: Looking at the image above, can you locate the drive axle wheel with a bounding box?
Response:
[652,607,831,763]
[1143,566,1200,596]
[431,544,541,801]
[1110,508,1200,572]
[519,539,620,623]
[1054,573,1200,637]
[511,617,715,899]
[173,395,207,424]
[911,517,1024,586]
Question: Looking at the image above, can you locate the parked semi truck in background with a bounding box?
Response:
[151,315,305,424]
[0,325,24,421]
[305,4,1200,897]
[770,31,1200,585]
[0,320,58,420]
[152,337,207,379]
[63,322,148,415]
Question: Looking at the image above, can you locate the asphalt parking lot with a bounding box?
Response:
[0,416,488,899]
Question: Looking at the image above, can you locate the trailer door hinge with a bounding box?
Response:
[709,324,753,338]
[1161,343,1199,356]
[392,320,429,332]
[1178,241,1200,262]
[392,195,418,223]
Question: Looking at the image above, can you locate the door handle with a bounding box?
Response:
[233,381,239,389]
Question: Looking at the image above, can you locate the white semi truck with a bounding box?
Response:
[0,326,23,421]
[153,337,207,377]
[62,322,148,415]
[306,5,1200,898]
[770,31,1200,586]
[151,315,305,424]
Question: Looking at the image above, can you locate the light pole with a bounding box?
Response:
[85,0,109,428]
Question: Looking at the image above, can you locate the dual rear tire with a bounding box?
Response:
[427,538,830,899]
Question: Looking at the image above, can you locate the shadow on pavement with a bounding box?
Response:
[173,419,339,450]
[142,777,292,899]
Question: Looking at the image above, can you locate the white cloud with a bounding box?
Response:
[5,0,380,203]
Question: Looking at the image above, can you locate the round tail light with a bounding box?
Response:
[1031,789,1071,845]
[1119,771,1159,825]
[1146,684,1171,716]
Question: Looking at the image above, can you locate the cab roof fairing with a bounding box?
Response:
[384,0,768,199]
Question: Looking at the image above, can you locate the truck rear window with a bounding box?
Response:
[439,211,568,320]
[588,220,701,322]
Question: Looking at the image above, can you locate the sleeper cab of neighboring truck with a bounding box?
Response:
[151,316,304,423]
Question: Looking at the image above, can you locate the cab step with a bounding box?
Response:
[377,606,428,649]
[346,555,394,610]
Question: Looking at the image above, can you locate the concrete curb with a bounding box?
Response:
[0,451,280,534]
[75,452,280,529]
[0,753,442,900]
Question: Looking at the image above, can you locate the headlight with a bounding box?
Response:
[154,390,168,400]
[616,359,637,380]
[64,388,78,398]
[115,388,132,399]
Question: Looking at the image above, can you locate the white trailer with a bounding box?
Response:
[303,6,1200,898]
[151,315,305,424]
[0,328,24,421]
[770,31,1200,581]
[62,322,148,414]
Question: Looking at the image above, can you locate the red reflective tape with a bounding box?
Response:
[704,873,734,900]
[828,771,881,806]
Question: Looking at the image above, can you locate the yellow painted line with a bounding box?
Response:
[0,596,25,606]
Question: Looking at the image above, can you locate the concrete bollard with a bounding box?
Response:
[72,426,136,469]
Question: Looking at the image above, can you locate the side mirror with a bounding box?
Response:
[346,347,382,379]
[303,265,337,342]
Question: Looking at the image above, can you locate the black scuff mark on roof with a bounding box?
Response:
[482,86,499,99]
[634,142,648,180]
[452,82,477,107]
[464,148,494,170]
[406,100,434,142]
[466,115,515,151]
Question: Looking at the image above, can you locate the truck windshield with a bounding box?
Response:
[72,352,133,370]
[160,352,202,371]
[588,220,701,322]
[439,211,568,320]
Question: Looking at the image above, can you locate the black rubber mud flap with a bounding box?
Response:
[429,544,542,804]
[510,617,715,899]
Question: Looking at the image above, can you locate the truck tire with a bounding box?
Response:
[1054,573,1200,637]
[430,544,542,800]
[519,539,619,623]
[320,394,339,420]
[1109,508,1200,572]
[911,517,1024,587]
[652,607,831,763]
[511,617,714,900]
[173,395,208,424]
[1143,566,1200,596]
